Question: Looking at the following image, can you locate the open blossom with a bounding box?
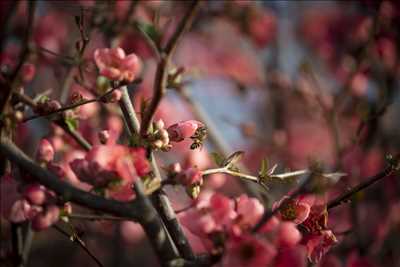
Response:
[167,120,204,142]
[94,47,141,82]
[235,195,264,229]
[70,145,150,201]
[220,233,277,267]
[273,196,311,224]
[304,230,337,263]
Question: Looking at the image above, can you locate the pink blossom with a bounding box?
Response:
[32,205,60,231]
[21,63,36,82]
[273,196,311,224]
[304,230,337,263]
[167,120,204,142]
[235,194,264,228]
[37,138,55,163]
[209,193,237,228]
[277,222,302,247]
[94,47,141,82]
[9,200,32,223]
[176,167,203,186]
[221,233,277,267]
[23,184,47,205]
[70,145,150,200]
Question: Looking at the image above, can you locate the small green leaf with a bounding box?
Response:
[223,151,244,168]
[65,117,78,131]
[135,21,161,47]
[211,152,225,167]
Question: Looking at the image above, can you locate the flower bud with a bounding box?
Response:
[167,120,204,142]
[23,184,47,205]
[154,119,165,130]
[37,139,54,163]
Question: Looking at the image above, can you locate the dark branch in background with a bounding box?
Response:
[327,163,398,210]
[140,0,201,136]
[53,224,104,267]
[0,2,36,115]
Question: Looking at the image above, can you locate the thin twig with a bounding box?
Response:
[140,0,201,136]
[68,213,130,221]
[327,165,396,210]
[53,224,104,267]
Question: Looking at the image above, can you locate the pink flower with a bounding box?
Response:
[304,230,337,263]
[167,120,204,142]
[21,63,35,82]
[32,205,60,231]
[70,145,150,200]
[221,233,277,267]
[94,47,141,82]
[37,138,54,163]
[235,195,264,228]
[23,184,47,205]
[9,200,32,223]
[273,196,311,224]
[176,166,203,186]
[277,222,302,247]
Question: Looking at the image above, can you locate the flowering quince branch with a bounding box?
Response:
[12,92,92,151]
[52,224,104,267]
[140,0,201,136]
[327,156,399,210]
[21,79,141,123]
[68,213,130,221]
[0,138,180,264]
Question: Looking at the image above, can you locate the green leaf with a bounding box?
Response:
[65,117,78,131]
[135,21,161,47]
[211,152,225,167]
[223,151,244,168]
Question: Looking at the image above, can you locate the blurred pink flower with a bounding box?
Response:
[32,205,60,231]
[220,233,277,267]
[277,222,302,247]
[175,166,203,186]
[235,194,264,229]
[94,47,141,82]
[304,230,337,263]
[37,138,55,163]
[70,145,150,200]
[21,63,36,82]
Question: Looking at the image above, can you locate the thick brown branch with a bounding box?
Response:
[0,138,140,219]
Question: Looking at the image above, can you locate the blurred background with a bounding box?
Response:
[1,1,400,266]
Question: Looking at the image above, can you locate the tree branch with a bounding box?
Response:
[327,165,397,210]
[140,0,201,136]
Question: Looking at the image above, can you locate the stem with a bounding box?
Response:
[327,166,396,210]
[68,213,130,221]
[140,0,201,135]
[53,224,104,267]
